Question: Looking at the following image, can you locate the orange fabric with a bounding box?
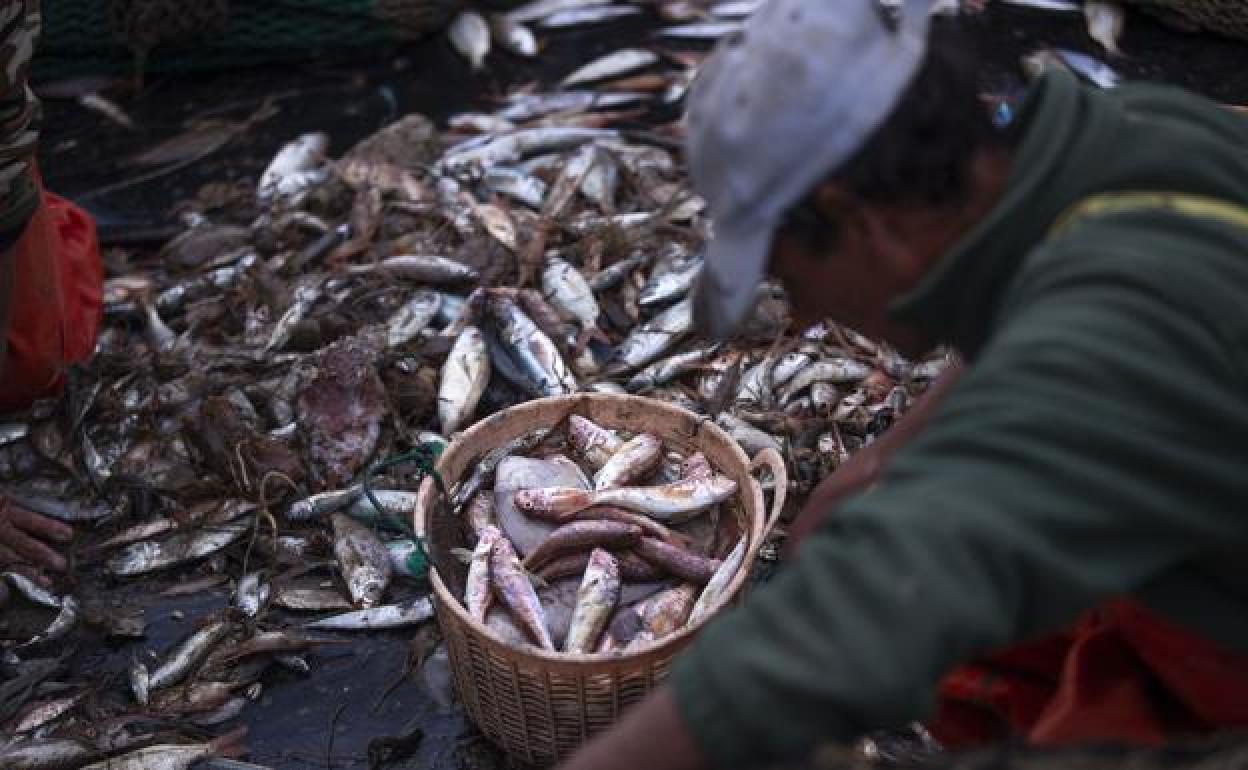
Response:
[930,599,1248,749]
[0,189,102,413]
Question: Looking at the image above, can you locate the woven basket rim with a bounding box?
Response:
[418,393,773,671]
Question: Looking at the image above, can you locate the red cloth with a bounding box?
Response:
[0,188,102,413]
[929,598,1248,748]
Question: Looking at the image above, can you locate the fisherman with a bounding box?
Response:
[562,1,1248,767]
[0,2,102,585]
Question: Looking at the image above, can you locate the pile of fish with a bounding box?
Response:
[0,1,955,765]
[451,414,748,655]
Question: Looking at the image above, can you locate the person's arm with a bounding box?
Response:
[784,363,963,554]
[570,275,1248,770]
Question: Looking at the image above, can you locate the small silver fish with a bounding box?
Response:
[657,20,744,38]
[347,490,423,531]
[716,413,784,456]
[589,252,651,293]
[331,513,393,608]
[593,475,738,520]
[542,256,600,329]
[488,294,577,396]
[79,730,246,770]
[464,526,502,622]
[608,296,694,374]
[20,595,80,649]
[499,91,647,123]
[489,14,538,56]
[564,549,620,653]
[272,588,354,612]
[507,0,611,24]
[561,49,658,87]
[303,598,434,631]
[258,132,329,205]
[386,290,442,349]
[440,127,616,174]
[638,258,702,309]
[233,572,269,618]
[439,326,491,434]
[484,166,547,208]
[265,282,322,353]
[539,5,641,27]
[0,738,98,769]
[449,11,491,70]
[130,657,150,706]
[108,519,253,576]
[286,485,364,521]
[347,255,479,284]
[150,620,233,692]
[779,358,872,403]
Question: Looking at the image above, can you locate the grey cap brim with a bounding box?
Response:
[693,219,774,340]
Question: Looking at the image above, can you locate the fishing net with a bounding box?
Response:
[35,0,463,81]
[1125,0,1248,42]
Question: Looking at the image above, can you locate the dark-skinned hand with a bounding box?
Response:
[0,497,72,586]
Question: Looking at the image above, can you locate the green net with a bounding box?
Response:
[35,0,460,81]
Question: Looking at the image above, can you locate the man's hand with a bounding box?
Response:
[558,686,707,770]
[0,497,72,585]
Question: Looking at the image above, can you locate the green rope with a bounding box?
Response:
[361,441,445,581]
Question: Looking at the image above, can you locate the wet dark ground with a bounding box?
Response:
[22,4,1248,769]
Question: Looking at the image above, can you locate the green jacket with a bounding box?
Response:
[672,69,1248,768]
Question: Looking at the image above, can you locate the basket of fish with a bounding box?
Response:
[414,392,786,764]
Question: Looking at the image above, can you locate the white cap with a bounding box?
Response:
[688,0,933,339]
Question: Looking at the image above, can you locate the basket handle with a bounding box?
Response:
[749,447,788,543]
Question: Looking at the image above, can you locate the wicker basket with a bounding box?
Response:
[1126,0,1248,42]
[415,394,787,766]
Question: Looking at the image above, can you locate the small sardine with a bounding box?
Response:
[564,549,620,653]
[489,538,555,650]
[440,127,616,174]
[80,728,246,770]
[627,343,719,392]
[149,619,233,691]
[141,298,178,354]
[561,49,658,87]
[258,132,329,205]
[484,167,547,208]
[3,571,62,608]
[20,595,80,649]
[594,433,662,490]
[639,258,702,309]
[347,255,479,284]
[689,537,747,625]
[449,11,491,70]
[233,572,269,618]
[148,681,239,716]
[348,490,423,532]
[779,358,872,402]
[489,14,538,56]
[265,283,321,353]
[107,518,253,576]
[332,514,392,608]
[286,485,363,521]
[464,526,502,622]
[634,537,719,585]
[657,20,744,38]
[498,92,646,123]
[130,657,150,706]
[715,413,784,456]
[7,691,85,734]
[386,290,442,349]
[539,5,640,26]
[589,252,650,292]
[303,598,435,630]
[507,0,611,24]
[439,326,491,435]
[488,294,577,396]
[0,738,97,769]
[542,256,600,329]
[607,297,693,374]
[272,588,353,612]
